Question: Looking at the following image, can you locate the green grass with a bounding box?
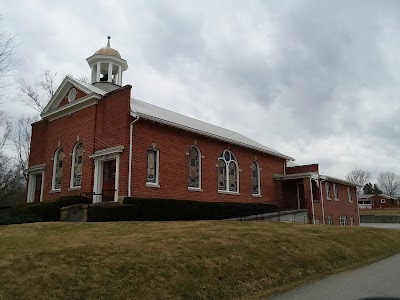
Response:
[1,221,400,300]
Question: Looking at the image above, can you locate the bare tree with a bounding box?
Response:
[377,172,400,196]
[346,169,371,194]
[0,15,18,98]
[18,69,58,113]
[14,115,33,182]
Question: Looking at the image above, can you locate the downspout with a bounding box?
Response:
[319,177,328,225]
[310,177,315,224]
[128,114,140,197]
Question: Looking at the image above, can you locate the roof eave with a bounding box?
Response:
[132,111,294,160]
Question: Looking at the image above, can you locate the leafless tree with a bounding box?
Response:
[346,168,371,194]
[13,115,33,182]
[19,69,58,113]
[377,172,400,196]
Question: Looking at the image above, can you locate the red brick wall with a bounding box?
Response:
[286,164,319,175]
[318,182,359,225]
[130,119,286,203]
[29,86,132,201]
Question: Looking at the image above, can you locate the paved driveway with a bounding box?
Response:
[269,253,400,300]
[361,223,400,229]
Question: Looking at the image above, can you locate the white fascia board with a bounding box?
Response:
[89,145,124,159]
[134,111,294,161]
[323,175,360,187]
[86,55,128,70]
[42,94,101,121]
[41,76,98,116]
[274,172,318,180]
[26,163,46,173]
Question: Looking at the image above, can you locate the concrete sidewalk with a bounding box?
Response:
[269,253,400,300]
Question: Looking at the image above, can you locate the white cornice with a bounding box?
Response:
[44,95,101,122]
[89,145,124,159]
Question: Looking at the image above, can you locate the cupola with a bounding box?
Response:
[86,36,128,91]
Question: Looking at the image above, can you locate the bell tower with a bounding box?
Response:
[86,36,128,91]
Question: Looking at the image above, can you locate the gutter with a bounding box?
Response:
[319,176,328,225]
[128,113,140,197]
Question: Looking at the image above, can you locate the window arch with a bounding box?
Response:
[251,161,260,196]
[218,150,239,193]
[52,148,64,191]
[188,146,201,189]
[70,143,84,188]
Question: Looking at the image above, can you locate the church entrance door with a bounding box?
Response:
[102,160,116,202]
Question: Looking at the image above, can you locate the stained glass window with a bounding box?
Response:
[218,150,238,192]
[147,149,157,183]
[188,146,200,188]
[251,161,260,195]
[53,148,63,190]
[72,143,83,187]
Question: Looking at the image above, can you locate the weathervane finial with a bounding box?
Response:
[107,36,111,47]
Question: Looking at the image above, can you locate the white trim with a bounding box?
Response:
[188,145,202,190]
[146,149,160,186]
[91,146,123,203]
[70,142,83,189]
[188,187,203,192]
[51,147,63,192]
[45,96,100,121]
[68,186,81,191]
[89,145,124,159]
[146,183,160,188]
[251,160,261,196]
[217,150,240,193]
[218,190,241,195]
[347,186,353,202]
[26,164,45,203]
[333,183,339,201]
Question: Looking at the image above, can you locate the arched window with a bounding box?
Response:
[70,143,83,188]
[52,148,63,191]
[218,150,239,193]
[188,146,201,189]
[251,161,260,195]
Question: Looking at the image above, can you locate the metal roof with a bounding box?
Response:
[130,98,294,160]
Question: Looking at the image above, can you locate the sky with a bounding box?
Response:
[2,0,400,181]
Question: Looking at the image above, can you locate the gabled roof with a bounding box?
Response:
[130,98,294,160]
[41,77,107,117]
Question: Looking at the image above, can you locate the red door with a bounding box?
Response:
[102,160,116,202]
[34,174,42,202]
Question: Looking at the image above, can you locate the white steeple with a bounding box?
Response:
[86,36,128,90]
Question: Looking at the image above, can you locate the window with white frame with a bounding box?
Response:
[339,215,347,225]
[328,215,333,225]
[381,198,386,204]
[218,150,239,193]
[325,182,331,199]
[333,183,339,200]
[347,187,352,202]
[71,143,83,187]
[251,161,260,196]
[147,149,159,184]
[52,148,64,190]
[188,146,201,189]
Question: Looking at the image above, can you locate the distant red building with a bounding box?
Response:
[26,39,359,225]
[358,194,400,209]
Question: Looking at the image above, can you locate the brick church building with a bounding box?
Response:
[26,38,359,225]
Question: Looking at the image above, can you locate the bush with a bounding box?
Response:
[0,214,43,226]
[9,196,91,222]
[123,197,277,221]
[87,203,137,222]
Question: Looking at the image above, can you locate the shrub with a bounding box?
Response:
[87,203,137,222]
[9,196,91,222]
[123,197,277,221]
[0,214,43,226]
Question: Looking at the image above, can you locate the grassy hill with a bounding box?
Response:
[1,221,400,299]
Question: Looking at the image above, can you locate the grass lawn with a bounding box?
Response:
[360,208,400,216]
[1,221,400,300]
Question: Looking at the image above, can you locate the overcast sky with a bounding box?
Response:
[2,0,400,181]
